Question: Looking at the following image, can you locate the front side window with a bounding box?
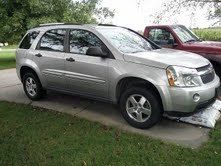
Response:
[38,29,66,52]
[69,29,106,55]
[149,28,175,46]
[97,27,153,54]
[19,31,39,49]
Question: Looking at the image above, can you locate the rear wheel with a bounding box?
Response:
[119,87,162,129]
[22,72,46,100]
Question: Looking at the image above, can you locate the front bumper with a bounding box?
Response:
[159,75,220,114]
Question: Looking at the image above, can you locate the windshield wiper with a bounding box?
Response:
[130,49,151,53]
[130,51,143,53]
[184,39,197,43]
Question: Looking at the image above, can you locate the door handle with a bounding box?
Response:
[35,53,42,57]
[66,57,75,62]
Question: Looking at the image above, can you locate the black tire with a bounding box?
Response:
[22,72,46,101]
[212,62,221,78]
[119,87,162,129]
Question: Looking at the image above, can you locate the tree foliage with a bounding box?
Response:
[0,0,114,44]
[152,0,221,26]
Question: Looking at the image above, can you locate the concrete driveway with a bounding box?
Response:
[0,68,213,148]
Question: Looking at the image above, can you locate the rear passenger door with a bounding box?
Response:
[64,29,110,99]
[34,29,67,89]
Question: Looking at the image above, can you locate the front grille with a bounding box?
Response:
[200,72,215,84]
[196,64,210,72]
[197,64,215,84]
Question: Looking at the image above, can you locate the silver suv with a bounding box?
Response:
[16,23,220,128]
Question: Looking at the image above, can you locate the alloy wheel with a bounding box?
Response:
[126,94,152,122]
[25,77,37,97]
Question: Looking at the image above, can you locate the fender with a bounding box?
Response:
[110,71,166,104]
[17,58,47,87]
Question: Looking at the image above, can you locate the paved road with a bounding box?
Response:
[0,68,212,148]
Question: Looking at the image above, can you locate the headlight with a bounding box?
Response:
[166,66,201,87]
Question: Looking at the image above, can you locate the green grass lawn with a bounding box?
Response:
[0,101,221,165]
[0,51,16,70]
[193,28,221,41]
[0,45,17,50]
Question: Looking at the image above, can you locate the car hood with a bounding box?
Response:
[193,41,221,48]
[123,48,209,69]
[185,41,221,53]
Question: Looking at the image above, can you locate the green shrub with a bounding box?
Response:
[193,28,221,41]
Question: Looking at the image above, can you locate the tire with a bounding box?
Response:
[22,72,46,101]
[119,87,162,129]
[212,62,221,78]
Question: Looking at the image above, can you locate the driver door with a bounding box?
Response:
[64,29,110,99]
[149,28,176,48]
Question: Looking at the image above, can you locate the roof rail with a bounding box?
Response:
[34,23,116,29]
[98,23,117,26]
[39,23,65,27]
[38,23,83,27]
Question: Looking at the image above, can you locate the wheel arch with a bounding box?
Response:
[20,66,41,85]
[115,76,163,110]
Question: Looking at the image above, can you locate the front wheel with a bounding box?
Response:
[119,87,162,129]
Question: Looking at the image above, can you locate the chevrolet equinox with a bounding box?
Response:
[16,23,220,128]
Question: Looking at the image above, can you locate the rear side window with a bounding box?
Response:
[19,31,39,49]
[38,29,66,52]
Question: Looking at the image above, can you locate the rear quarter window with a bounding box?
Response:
[19,31,39,49]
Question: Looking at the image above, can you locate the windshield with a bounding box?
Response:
[172,25,200,43]
[97,27,153,54]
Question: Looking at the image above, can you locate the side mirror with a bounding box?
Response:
[86,46,108,58]
[168,39,174,45]
[173,43,178,47]
[168,39,178,47]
